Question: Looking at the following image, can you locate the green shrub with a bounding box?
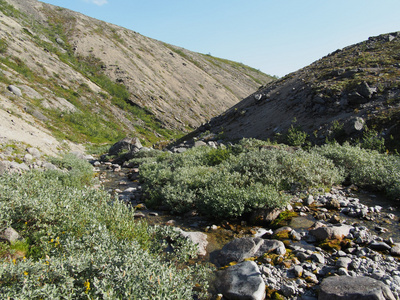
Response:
[48,153,95,188]
[205,147,232,166]
[225,148,343,191]
[313,142,400,199]
[0,158,209,298]
[284,124,309,147]
[359,129,386,153]
[140,140,343,218]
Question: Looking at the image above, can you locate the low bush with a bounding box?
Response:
[0,155,209,299]
[313,142,400,199]
[140,140,344,218]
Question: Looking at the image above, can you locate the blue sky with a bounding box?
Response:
[39,0,400,77]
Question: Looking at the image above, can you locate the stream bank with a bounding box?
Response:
[94,158,400,299]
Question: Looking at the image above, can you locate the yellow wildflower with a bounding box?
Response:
[24,271,28,276]
[84,279,91,293]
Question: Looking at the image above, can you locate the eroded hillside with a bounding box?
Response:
[196,32,400,151]
[0,0,274,151]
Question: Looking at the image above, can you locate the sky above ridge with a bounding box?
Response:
[39,0,400,77]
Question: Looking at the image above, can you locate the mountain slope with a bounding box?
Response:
[0,0,274,150]
[195,32,400,150]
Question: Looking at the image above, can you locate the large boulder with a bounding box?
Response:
[108,137,143,163]
[109,137,143,156]
[215,261,265,300]
[309,224,353,241]
[7,85,22,97]
[213,237,285,267]
[177,229,208,256]
[319,276,395,300]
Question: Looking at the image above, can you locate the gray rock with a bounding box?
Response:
[194,140,207,147]
[311,253,325,264]
[0,227,21,243]
[357,81,377,99]
[369,242,391,252]
[215,237,285,266]
[215,261,265,300]
[337,267,349,276]
[281,284,296,297]
[173,147,187,153]
[293,265,304,277]
[7,85,22,97]
[255,239,286,256]
[27,147,41,158]
[344,117,365,135]
[336,257,352,269]
[390,243,400,256]
[108,137,142,156]
[250,207,283,225]
[309,224,353,241]
[177,229,208,256]
[43,162,58,170]
[305,195,314,206]
[319,276,395,300]
[23,153,33,162]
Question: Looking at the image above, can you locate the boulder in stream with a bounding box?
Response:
[212,237,285,267]
[215,261,265,300]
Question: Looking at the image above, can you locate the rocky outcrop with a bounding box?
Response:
[189,32,400,149]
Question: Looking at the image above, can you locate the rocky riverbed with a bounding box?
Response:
[94,154,400,300]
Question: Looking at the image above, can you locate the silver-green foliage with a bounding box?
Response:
[313,142,400,199]
[0,227,208,299]
[140,140,344,218]
[0,159,209,299]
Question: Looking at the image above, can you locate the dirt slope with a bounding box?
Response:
[196,32,400,148]
[0,0,274,154]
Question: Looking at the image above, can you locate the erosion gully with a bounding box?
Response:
[97,162,400,260]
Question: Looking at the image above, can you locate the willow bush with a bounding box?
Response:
[0,156,209,299]
[140,140,344,218]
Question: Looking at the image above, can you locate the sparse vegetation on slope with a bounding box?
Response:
[196,32,400,154]
[0,0,275,151]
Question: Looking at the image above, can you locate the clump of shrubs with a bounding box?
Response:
[139,141,344,219]
[0,155,210,299]
[313,142,400,199]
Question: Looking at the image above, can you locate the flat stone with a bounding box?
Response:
[215,261,265,300]
[319,276,395,300]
